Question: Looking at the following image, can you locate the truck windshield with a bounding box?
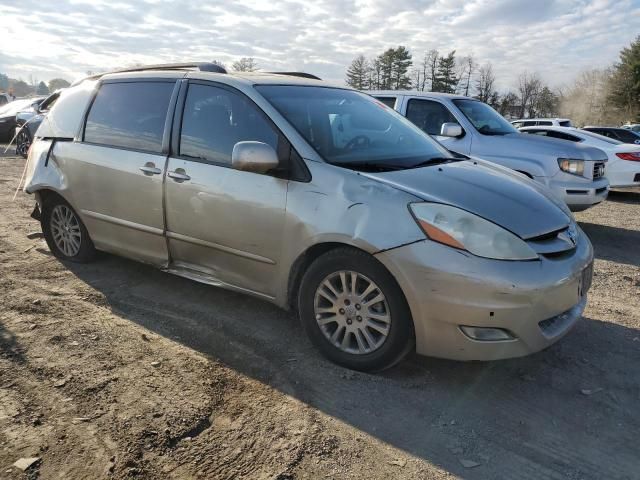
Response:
[452,99,518,136]
[257,85,455,171]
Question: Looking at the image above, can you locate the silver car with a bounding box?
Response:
[24,63,594,371]
[371,91,609,211]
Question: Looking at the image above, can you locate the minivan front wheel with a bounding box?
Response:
[42,197,96,262]
[298,247,414,371]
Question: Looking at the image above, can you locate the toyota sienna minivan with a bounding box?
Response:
[24,63,594,371]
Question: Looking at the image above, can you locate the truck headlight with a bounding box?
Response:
[557,158,585,176]
[410,203,538,260]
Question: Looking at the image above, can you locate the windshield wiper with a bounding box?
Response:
[408,157,462,169]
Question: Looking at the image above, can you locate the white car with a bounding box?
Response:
[520,126,640,188]
[511,118,573,128]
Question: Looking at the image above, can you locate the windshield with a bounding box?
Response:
[452,99,518,136]
[256,85,454,170]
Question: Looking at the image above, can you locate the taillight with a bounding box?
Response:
[616,152,640,161]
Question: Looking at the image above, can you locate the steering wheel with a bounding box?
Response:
[344,135,371,150]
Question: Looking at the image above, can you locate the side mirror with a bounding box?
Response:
[440,122,463,137]
[231,141,279,174]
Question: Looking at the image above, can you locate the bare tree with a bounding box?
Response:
[232,57,257,72]
[457,55,476,96]
[475,63,496,103]
[517,71,542,118]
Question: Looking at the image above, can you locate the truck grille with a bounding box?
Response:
[593,162,605,179]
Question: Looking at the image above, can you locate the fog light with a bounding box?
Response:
[460,326,515,341]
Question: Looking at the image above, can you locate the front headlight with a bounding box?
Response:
[557,158,584,176]
[410,203,538,260]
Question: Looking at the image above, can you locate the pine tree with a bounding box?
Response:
[345,55,370,90]
[36,81,49,95]
[609,35,640,121]
[432,51,457,93]
[391,46,412,90]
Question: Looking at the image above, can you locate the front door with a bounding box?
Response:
[164,82,288,298]
[67,80,177,265]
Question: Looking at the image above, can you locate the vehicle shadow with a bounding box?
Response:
[0,318,27,366]
[607,189,640,205]
[63,254,640,479]
[579,221,640,267]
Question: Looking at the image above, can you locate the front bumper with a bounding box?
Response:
[375,230,593,361]
[545,174,609,212]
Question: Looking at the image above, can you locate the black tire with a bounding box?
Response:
[16,128,32,158]
[298,247,414,372]
[41,195,96,263]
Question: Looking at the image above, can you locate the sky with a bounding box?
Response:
[0,0,639,91]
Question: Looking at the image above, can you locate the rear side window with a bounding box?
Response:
[559,120,573,127]
[538,121,553,126]
[406,99,457,136]
[179,84,278,166]
[84,81,175,153]
[374,97,397,109]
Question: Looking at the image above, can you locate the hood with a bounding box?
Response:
[479,132,608,162]
[361,160,571,240]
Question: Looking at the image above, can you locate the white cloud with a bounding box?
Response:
[0,0,638,91]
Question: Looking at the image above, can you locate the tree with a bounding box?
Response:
[559,68,621,126]
[232,57,258,72]
[432,50,457,93]
[517,71,542,117]
[608,35,640,122]
[497,92,519,117]
[48,78,71,92]
[457,55,476,96]
[0,73,8,91]
[475,63,496,103]
[346,55,370,90]
[8,79,32,97]
[391,46,412,89]
[534,86,559,117]
[36,81,49,95]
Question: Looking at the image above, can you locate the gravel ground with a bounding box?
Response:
[1,145,639,479]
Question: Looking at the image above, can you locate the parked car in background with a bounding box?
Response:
[520,126,640,188]
[15,91,62,157]
[622,124,640,132]
[582,126,640,144]
[370,91,608,211]
[0,97,45,142]
[511,118,573,128]
[0,93,13,107]
[23,63,594,371]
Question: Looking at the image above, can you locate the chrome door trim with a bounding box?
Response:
[81,209,164,236]
[166,231,276,265]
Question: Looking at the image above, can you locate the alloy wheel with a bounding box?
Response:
[313,270,391,355]
[50,204,82,257]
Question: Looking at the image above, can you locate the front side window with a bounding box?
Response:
[180,84,278,165]
[558,120,573,127]
[452,99,518,135]
[538,121,553,126]
[84,82,174,153]
[406,99,458,136]
[257,85,453,171]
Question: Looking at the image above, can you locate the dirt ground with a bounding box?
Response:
[0,146,639,480]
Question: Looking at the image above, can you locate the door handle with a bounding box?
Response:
[139,165,162,175]
[168,169,191,182]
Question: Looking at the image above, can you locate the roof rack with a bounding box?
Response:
[106,62,228,75]
[268,72,321,80]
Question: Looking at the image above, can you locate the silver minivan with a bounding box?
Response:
[371,91,609,211]
[24,64,594,371]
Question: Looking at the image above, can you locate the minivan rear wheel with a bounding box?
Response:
[298,247,414,371]
[42,196,96,263]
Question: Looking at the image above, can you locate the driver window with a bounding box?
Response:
[180,84,278,166]
[406,99,457,136]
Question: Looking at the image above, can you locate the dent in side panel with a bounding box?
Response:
[274,161,425,303]
[36,80,98,139]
